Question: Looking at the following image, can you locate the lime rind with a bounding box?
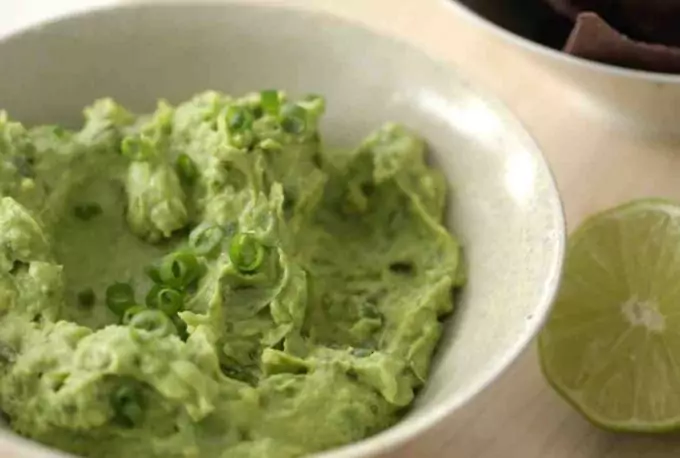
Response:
[539,198,680,432]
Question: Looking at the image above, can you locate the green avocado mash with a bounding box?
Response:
[0,91,463,458]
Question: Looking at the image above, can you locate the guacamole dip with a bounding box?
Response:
[0,91,463,458]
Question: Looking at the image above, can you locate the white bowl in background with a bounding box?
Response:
[0,3,565,457]
[445,0,680,135]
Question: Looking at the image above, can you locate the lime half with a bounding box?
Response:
[539,199,680,432]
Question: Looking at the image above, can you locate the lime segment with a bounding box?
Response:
[539,199,680,432]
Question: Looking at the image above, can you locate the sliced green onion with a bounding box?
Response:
[189,224,224,256]
[111,384,145,428]
[259,138,282,152]
[44,371,68,392]
[73,202,102,221]
[145,284,163,309]
[360,303,382,320]
[0,342,16,364]
[77,288,96,308]
[280,104,307,134]
[105,283,136,316]
[175,154,198,183]
[351,348,373,358]
[173,315,189,341]
[11,156,34,178]
[156,288,183,316]
[303,93,323,102]
[225,105,253,132]
[229,233,265,274]
[260,90,280,115]
[224,221,238,237]
[121,135,154,161]
[122,305,147,325]
[129,309,175,339]
[144,264,163,284]
[159,252,200,288]
[50,125,67,138]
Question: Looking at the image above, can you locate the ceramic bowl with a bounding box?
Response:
[0,3,565,457]
[445,0,680,134]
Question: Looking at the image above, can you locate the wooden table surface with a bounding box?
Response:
[6,0,680,457]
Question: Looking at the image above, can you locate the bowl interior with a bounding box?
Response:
[0,4,564,457]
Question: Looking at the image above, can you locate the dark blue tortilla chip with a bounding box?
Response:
[544,0,680,71]
[564,12,680,73]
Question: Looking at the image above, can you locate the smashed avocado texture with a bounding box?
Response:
[0,91,463,458]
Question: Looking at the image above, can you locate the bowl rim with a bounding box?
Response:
[0,2,566,457]
[442,0,680,83]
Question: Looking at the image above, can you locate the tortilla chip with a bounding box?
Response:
[564,12,680,73]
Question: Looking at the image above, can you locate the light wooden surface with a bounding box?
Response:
[6,0,680,457]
